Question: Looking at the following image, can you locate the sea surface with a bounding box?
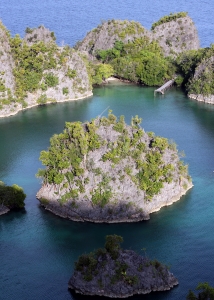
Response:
[0,0,214,48]
[0,1,214,300]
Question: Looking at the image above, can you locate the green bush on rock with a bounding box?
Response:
[69,235,178,297]
[36,111,192,222]
[0,181,26,209]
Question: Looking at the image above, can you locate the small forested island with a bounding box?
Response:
[36,111,192,223]
[0,11,214,118]
[0,181,26,215]
[68,235,178,297]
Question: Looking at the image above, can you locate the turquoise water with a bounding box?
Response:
[1,84,214,299]
[0,1,214,298]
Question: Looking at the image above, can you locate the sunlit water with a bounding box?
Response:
[0,1,214,299]
[0,0,213,47]
[1,84,214,299]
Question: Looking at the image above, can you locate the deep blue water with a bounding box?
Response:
[0,1,214,300]
[0,0,213,48]
[1,84,214,300]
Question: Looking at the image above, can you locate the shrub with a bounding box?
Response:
[44,73,59,87]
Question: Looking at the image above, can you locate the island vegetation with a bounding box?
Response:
[0,22,92,117]
[69,235,178,297]
[94,38,173,86]
[187,282,214,300]
[36,111,192,222]
[151,12,188,30]
[1,11,214,117]
[0,181,26,215]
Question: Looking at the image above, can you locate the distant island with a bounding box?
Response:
[69,235,178,297]
[0,181,26,215]
[0,12,214,118]
[36,112,192,223]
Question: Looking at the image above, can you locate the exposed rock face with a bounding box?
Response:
[75,15,199,58]
[37,115,192,223]
[0,22,15,95]
[188,56,214,103]
[0,205,10,216]
[69,249,178,298]
[193,56,214,79]
[23,49,92,106]
[0,23,92,118]
[152,16,200,56]
[75,20,152,57]
[188,93,214,104]
[24,25,56,46]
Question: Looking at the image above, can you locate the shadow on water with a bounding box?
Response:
[0,208,27,227]
[69,287,178,300]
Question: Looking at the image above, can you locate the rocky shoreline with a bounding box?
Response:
[68,236,178,298]
[38,182,193,223]
[0,205,10,216]
[0,91,93,118]
[188,93,214,104]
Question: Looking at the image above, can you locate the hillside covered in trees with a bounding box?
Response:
[36,112,192,223]
[0,22,92,117]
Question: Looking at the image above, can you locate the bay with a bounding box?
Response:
[1,84,214,299]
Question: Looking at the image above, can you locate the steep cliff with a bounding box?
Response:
[36,113,192,223]
[0,22,16,104]
[188,55,214,103]
[75,13,199,58]
[152,14,200,56]
[75,20,152,57]
[0,24,92,118]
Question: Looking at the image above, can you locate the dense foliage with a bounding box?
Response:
[187,282,214,300]
[10,35,58,99]
[37,119,101,204]
[90,63,114,85]
[0,32,82,110]
[0,181,26,209]
[37,112,189,207]
[175,45,214,95]
[151,12,188,30]
[95,38,173,86]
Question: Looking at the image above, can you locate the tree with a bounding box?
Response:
[187,282,214,300]
[105,235,123,259]
[0,182,26,209]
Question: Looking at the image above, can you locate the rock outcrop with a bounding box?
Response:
[0,23,92,118]
[75,14,199,58]
[24,25,56,46]
[37,113,192,223]
[152,15,200,56]
[188,55,214,104]
[68,235,178,298]
[75,20,152,57]
[0,22,15,96]
[0,205,10,216]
